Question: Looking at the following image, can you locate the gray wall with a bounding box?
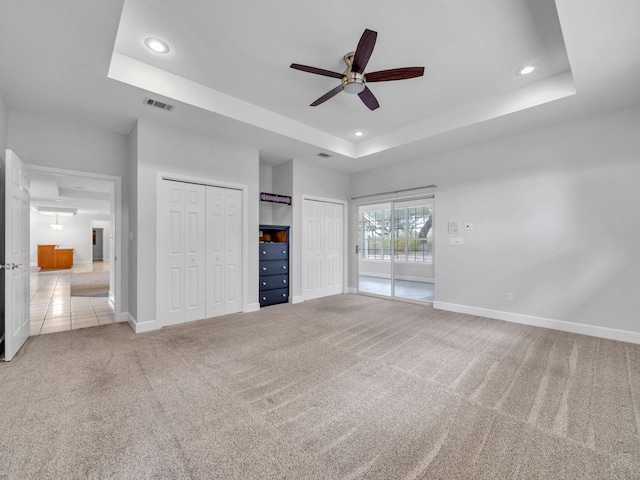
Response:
[128,122,138,319]
[290,159,351,301]
[7,110,131,318]
[134,119,260,326]
[350,104,640,334]
[0,92,7,343]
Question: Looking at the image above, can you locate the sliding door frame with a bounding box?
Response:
[355,194,435,305]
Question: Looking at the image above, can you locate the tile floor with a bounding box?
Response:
[30,262,115,336]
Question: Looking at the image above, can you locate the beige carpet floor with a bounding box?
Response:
[1,294,639,479]
[70,271,110,297]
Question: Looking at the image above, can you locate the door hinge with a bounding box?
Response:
[355,245,359,254]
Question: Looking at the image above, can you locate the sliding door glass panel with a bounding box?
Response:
[358,203,392,297]
[393,199,435,302]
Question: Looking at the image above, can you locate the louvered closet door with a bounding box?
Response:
[206,186,242,318]
[158,180,206,326]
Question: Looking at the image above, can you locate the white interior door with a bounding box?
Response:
[158,180,206,327]
[3,150,30,361]
[222,188,242,314]
[302,199,344,300]
[303,199,324,300]
[205,186,242,317]
[325,202,343,296]
[183,183,206,322]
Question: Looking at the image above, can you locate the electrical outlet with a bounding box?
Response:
[449,237,464,245]
[506,292,514,302]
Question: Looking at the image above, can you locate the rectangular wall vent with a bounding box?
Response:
[143,97,175,112]
[317,152,332,158]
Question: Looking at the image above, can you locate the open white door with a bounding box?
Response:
[3,150,30,361]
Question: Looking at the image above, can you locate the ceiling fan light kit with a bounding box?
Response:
[291,28,425,110]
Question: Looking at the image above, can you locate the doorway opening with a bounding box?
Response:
[28,166,122,335]
[357,197,434,303]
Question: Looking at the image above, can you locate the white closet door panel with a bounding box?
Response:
[160,181,186,326]
[326,203,344,295]
[302,199,345,300]
[184,184,206,322]
[302,199,325,299]
[224,188,242,313]
[206,186,225,318]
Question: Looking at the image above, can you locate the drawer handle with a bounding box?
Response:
[282,294,287,297]
[262,251,266,255]
[262,297,267,301]
[262,282,267,286]
[282,266,287,270]
[262,267,267,271]
[282,250,286,254]
[282,280,287,284]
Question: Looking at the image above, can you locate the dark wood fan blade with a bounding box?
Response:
[358,86,379,110]
[290,64,343,79]
[352,29,377,74]
[365,67,425,82]
[310,85,344,106]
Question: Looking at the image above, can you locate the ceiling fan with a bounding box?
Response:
[290,28,425,111]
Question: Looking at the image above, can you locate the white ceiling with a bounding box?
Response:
[29,172,112,216]
[1,0,639,173]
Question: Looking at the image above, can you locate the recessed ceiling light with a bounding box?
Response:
[144,37,170,54]
[517,65,536,76]
[353,131,364,137]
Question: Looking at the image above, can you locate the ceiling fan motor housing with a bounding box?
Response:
[342,52,366,94]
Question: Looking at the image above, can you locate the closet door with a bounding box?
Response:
[302,199,344,300]
[223,188,242,313]
[183,183,206,322]
[158,180,206,326]
[302,199,324,300]
[206,186,242,318]
[325,202,343,296]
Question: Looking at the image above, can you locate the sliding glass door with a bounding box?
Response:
[357,197,434,303]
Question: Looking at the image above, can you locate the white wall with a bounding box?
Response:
[350,104,640,337]
[259,163,273,225]
[0,91,7,160]
[30,213,111,265]
[291,159,351,302]
[0,91,7,340]
[271,161,293,227]
[8,110,130,316]
[134,119,260,328]
[128,122,138,319]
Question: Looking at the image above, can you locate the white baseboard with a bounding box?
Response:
[245,302,260,313]
[347,287,357,294]
[434,301,640,345]
[291,295,304,304]
[124,312,157,333]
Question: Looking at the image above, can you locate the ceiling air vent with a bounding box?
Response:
[317,152,332,158]
[143,97,175,112]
